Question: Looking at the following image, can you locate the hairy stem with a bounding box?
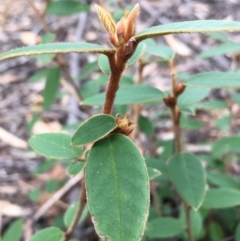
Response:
[168,60,194,241]
[63,178,86,241]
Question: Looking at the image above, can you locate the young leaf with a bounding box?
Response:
[135,20,240,42]
[71,114,117,147]
[67,161,85,177]
[29,133,82,159]
[199,43,240,58]
[43,67,61,110]
[0,43,115,61]
[83,85,163,106]
[145,217,185,238]
[47,0,89,16]
[185,72,240,88]
[64,202,88,228]
[86,134,149,241]
[202,188,240,209]
[29,227,64,241]
[178,87,210,108]
[212,135,240,158]
[2,219,23,241]
[168,153,206,209]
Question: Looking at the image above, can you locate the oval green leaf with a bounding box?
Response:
[135,20,240,42]
[199,43,240,58]
[185,72,240,88]
[67,161,85,177]
[0,43,115,61]
[202,188,240,209]
[147,167,161,180]
[47,0,89,16]
[64,202,88,228]
[2,219,23,241]
[212,135,240,158]
[71,114,117,147]
[83,85,163,106]
[29,227,64,241]
[168,153,206,209]
[178,87,210,108]
[86,134,149,241]
[29,133,82,159]
[145,217,185,238]
[43,67,61,110]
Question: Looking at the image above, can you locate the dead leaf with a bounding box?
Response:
[32,120,62,135]
[0,200,31,217]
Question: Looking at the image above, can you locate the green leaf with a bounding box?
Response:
[212,135,240,158]
[43,67,61,110]
[28,69,50,82]
[71,114,117,147]
[127,42,146,67]
[168,153,206,209]
[83,85,163,106]
[147,167,161,180]
[180,115,203,130]
[178,87,210,108]
[3,219,23,241]
[86,134,149,241]
[46,179,62,193]
[207,171,239,190]
[80,81,100,99]
[64,202,88,228]
[67,161,85,177]
[206,32,231,43]
[202,188,240,209]
[145,217,185,238]
[145,39,175,60]
[28,188,41,202]
[199,43,240,58]
[33,159,57,175]
[185,72,240,88]
[200,99,227,110]
[29,133,82,159]
[29,227,64,241]
[135,20,240,42]
[235,222,240,241]
[209,222,224,241]
[98,43,146,75]
[0,43,115,61]
[47,0,89,16]
[138,115,154,136]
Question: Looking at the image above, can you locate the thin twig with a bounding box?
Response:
[63,178,86,241]
[167,60,194,241]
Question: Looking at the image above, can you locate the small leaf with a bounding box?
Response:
[145,217,185,238]
[135,20,240,42]
[28,188,41,202]
[64,202,88,228]
[83,85,163,106]
[3,219,23,241]
[206,32,231,43]
[199,42,240,58]
[28,69,50,82]
[86,134,149,241]
[29,133,82,159]
[0,43,115,61]
[235,222,240,241]
[212,135,240,158]
[138,115,154,136]
[47,0,90,16]
[209,222,224,241]
[127,42,146,67]
[71,114,117,147]
[185,72,240,88]
[147,167,161,180]
[98,54,111,75]
[178,87,210,108]
[207,171,239,190]
[33,159,57,175]
[67,161,85,177]
[168,153,206,209]
[43,67,61,110]
[202,188,240,209]
[80,81,100,99]
[29,227,64,241]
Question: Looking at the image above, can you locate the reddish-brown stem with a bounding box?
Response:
[63,178,86,241]
[167,60,194,241]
